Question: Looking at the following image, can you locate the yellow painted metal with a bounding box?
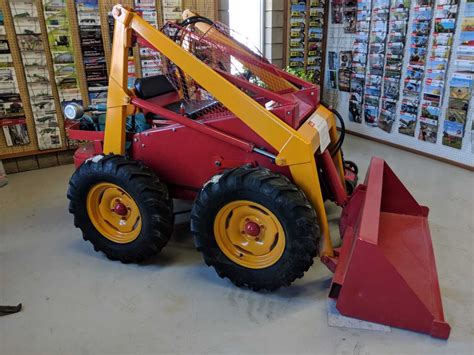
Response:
[103,5,343,256]
[103,7,134,155]
[214,200,286,269]
[86,182,142,244]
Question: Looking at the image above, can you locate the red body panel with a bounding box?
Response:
[69,74,318,199]
[130,114,291,198]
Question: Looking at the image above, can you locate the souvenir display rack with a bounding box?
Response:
[285,0,329,86]
[323,0,474,169]
[0,0,218,160]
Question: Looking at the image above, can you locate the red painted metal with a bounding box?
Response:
[245,221,261,236]
[130,114,291,194]
[132,97,255,152]
[325,157,450,339]
[113,202,128,216]
[318,151,348,207]
[72,142,100,168]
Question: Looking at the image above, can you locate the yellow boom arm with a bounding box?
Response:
[104,5,345,257]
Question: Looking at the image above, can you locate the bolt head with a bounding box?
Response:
[244,221,261,237]
[113,202,128,216]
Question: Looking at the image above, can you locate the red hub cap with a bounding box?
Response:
[245,221,261,236]
[113,202,128,216]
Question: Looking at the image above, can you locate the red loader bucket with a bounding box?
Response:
[329,157,450,339]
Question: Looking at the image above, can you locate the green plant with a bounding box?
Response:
[285,66,315,83]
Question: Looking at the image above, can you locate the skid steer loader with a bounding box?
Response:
[66,5,450,339]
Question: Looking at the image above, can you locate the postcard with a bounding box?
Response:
[364,104,379,126]
[401,99,419,115]
[432,33,453,46]
[14,17,41,35]
[425,70,445,81]
[442,121,464,150]
[427,58,448,70]
[446,108,467,124]
[382,98,397,113]
[448,98,469,111]
[454,60,474,72]
[349,100,363,123]
[383,78,400,99]
[434,18,456,33]
[378,109,395,133]
[2,123,30,147]
[421,104,441,120]
[409,46,427,65]
[413,6,432,21]
[398,112,417,136]
[412,20,431,35]
[364,95,380,106]
[418,122,438,143]
[434,5,458,19]
[410,34,429,47]
[17,34,43,52]
[404,79,422,95]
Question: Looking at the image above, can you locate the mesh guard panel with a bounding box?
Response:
[136,19,296,121]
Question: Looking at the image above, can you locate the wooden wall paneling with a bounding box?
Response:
[183,0,217,20]
[0,0,39,157]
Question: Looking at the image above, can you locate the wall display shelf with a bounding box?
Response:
[285,0,329,86]
[0,0,218,160]
[324,0,474,169]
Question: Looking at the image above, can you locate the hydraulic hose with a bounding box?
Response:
[320,102,345,157]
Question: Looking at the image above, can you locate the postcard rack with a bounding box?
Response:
[0,0,217,160]
[323,0,474,169]
[285,0,329,86]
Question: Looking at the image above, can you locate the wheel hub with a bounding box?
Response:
[244,221,261,236]
[214,200,286,269]
[113,201,128,216]
[86,183,142,244]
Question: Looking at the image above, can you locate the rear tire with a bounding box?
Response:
[191,167,320,291]
[68,154,174,263]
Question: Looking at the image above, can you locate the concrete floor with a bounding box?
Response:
[0,135,472,355]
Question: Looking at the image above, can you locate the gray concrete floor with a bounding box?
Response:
[0,135,473,355]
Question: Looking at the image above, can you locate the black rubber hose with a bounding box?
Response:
[320,102,345,156]
[180,15,214,27]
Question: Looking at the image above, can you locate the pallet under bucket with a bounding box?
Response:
[328,157,450,339]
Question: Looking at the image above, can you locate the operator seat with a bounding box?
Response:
[134,75,218,119]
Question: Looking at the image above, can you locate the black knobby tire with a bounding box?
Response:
[68,154,174,263]
[191,167,320,291]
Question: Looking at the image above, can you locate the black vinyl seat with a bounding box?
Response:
[135,74,219,119]
[134,75,176,99]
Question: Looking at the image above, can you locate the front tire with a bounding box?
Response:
[191,167,320,291]
[68,154,174,263]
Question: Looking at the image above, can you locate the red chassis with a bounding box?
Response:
[69,69,339,201]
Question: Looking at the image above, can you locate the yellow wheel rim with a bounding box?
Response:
[213,200,286,269]
[86,182,142,244]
